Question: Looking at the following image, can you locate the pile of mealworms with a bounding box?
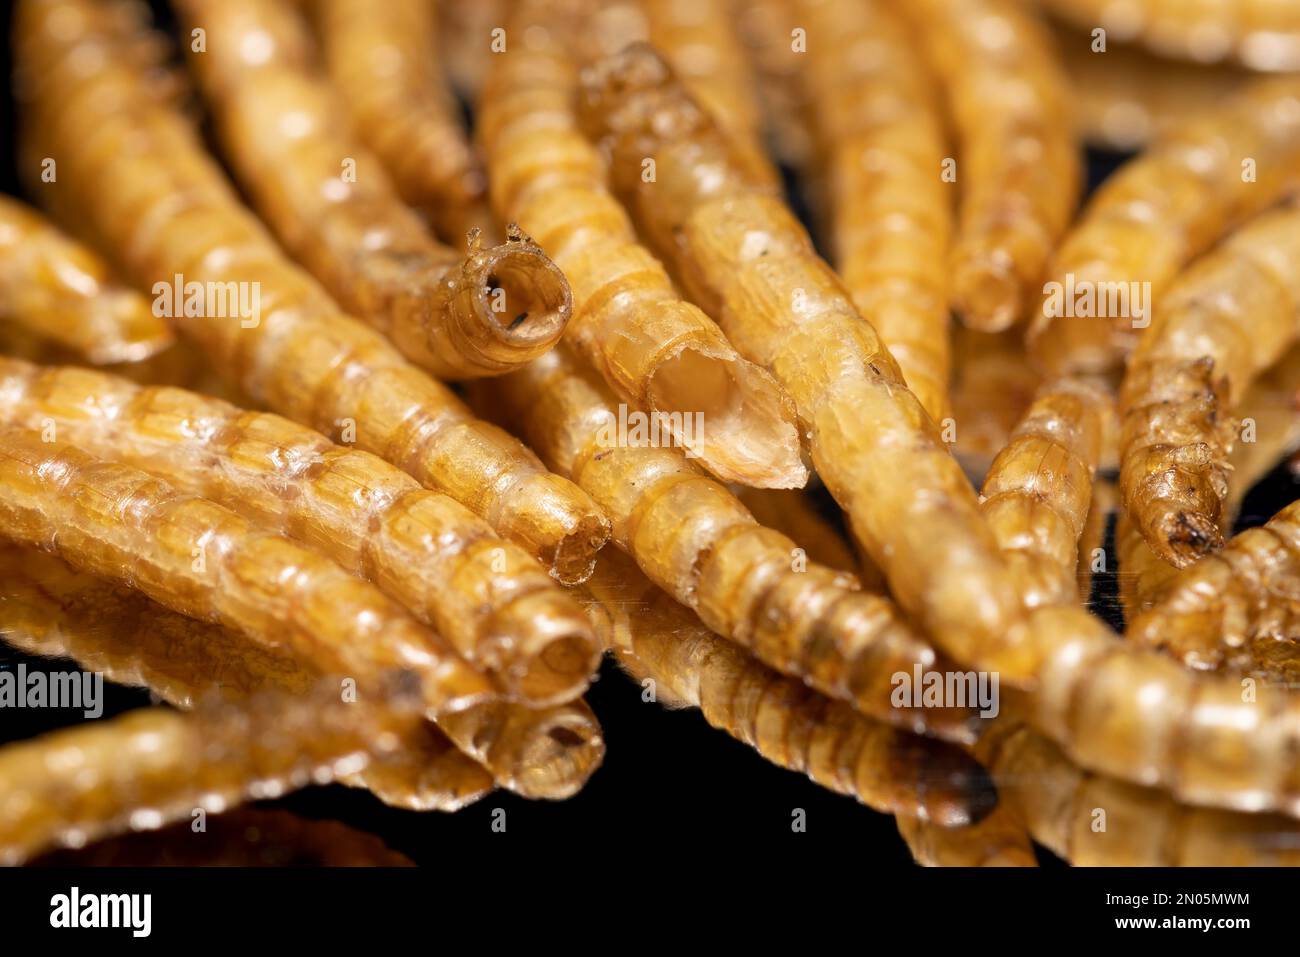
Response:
[3,0,1300,868]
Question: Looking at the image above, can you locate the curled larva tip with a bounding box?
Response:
[951,251,1024,334]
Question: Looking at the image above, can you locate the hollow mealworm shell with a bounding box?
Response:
[895,803,1038,867]
[900,0,1082,333]
[475,0,808,490]
[0,195,173,364]
[473,346,979,743]
[1028,76,1300,377]
[14,0,611,584]
[0,680,419,866]
[314,0,494,246]
[0,357,603,706]
[585,550,997,825]
[180,0,571,382]
[790,0,954,423]
[1040,0,1300,72]
[0,543,495,812]
[1119,203,1300,568]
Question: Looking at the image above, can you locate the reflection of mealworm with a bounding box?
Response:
[586,551,995,824]
[1028,77,1300,377]
[0,681,416,866]
[476,0,807,489]
[0,357,602,706]
[475,347,976,742]
[0,195,172,363]
[15,0,610,583]
[315,0,491,245]
[1120,204,1300,567]
[901,0,1081,333]
[896,804,1038,867]
[0,544,495,812]
[792,0,953,422]
[180,0,571,382]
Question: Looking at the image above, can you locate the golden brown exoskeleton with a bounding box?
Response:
[15,0,611,584]
[1120,204,1300,568]
[899,0,1081,333]
[0,195,172,363]
[1028,77,1300,377]
[895,804,1038,867]
[0,544,495,812]
[790,0,953,422]
[476,0,807,489]
[947,328,1044,481]
[0,358,602,706]
[585,551,995,824]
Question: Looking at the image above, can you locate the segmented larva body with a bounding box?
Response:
[578,44,1035,681]
[314,0,491,245]
[34,808,416,867]
[475,0,807,490]
[984,720,1300,866]
[1075,479,1115,603]
[0,195,172,364]
[438,0,505,102]
[733,0,814,169]
[791,0,953,423]
[895,804,1038,867]
[15,0,611,584]
[1027,77,1300,377]
[1128,499,1300,674]
[947,328,1043,480]
[980,377,1111,608]
[0,682,416,866]
[1116,512,1179,621]
[181,0,570,383]
[1120,204,1300,568]
[901,0,1081,333]
[732,487,859,576]
[1040,0,1300,72]
[0,544,496,812]
[0,357,602,705]
[585,551,995,824]
[476,347,976,742]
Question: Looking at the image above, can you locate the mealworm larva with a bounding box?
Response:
[733,0,814,170]
[179,0,572,382]
[474,346,977,742]
[0,680,417,866]
[0,195,173,364]
[577,43,1035,680]
[1039,0,1300,72]
[1119,204,1300,568]
[33,808,416,867]
[1027,76,1300,377]
[585,550,996,825]
[0,357,602,705]
[948,328,1043,482]
[790,0,953,423]
[314,0,492,246]
[731,487,859,576]
[438,0,505,103]
[899,0,1081,333]
[1076,479,1115,604]
[895,804,1038,867]
[475,0,807,490]
[980,377,1111,608]
[15,0,611,584]
[0,543,496,812]
[984,720,1300,866]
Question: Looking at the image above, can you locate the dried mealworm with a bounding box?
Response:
[900,0,1081,333]
[980,377,1112,608]
[475,0,807,489]
[731,487,859,576]
[0,195,172,364]
[0,357,603,705]
[895,804,1038,867]
[1040,0,1300,72]
[791,0,954,422]
[947,328,1043,481]
[1076,479,1116,604]
[1027,77,1300,377]
[15,0,611,583]
[983,720,1300,866]
[1119,203,1300,568]
[33,808,416,867]
[0,543,496,812]
[438,0,505,102]
[0,681,417,866]
[314,0,492,245]
[179,0,571,382]
[733,0,815,170]
[585,550,996,824]
[473,346,978,742]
